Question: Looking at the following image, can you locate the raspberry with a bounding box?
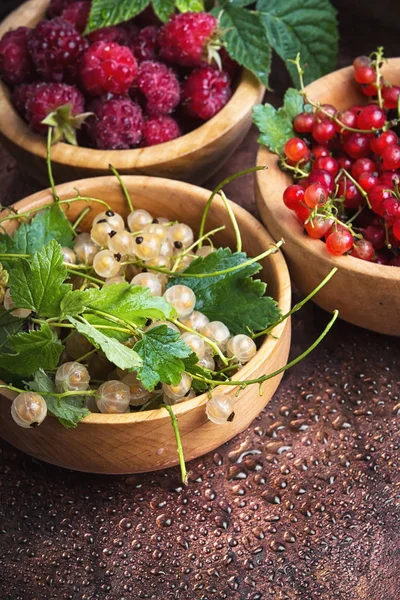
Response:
[25,82,84,133]
[80,42,138,96]
[12,82,38,118]
[61,1,90,33]
[87,97,144,149]
[0,27,35,85]
[159,12,218,67]
[142,115,180,146]
[28,18,88,82]
[88,25,130,46]
[181,67,231,120]
[136,60,180,116]
[130,26,160,62]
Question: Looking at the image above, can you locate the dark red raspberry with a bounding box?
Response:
[47,0,73,18]
[181,67,231,120]
[28,18,88,82]
[25,82,84,133]
[142,115,180,146]
[61,1,90,33]
[87,97,144,149]
[88,25,130,46]
[12,83,39,118]
[130,26,160,62]
[159,12,218,67]
[136,60,180,116]
[80,42,138,96]
[0,27,35,85]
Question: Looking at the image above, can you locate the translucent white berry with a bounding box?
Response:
[95,380,130,414]
[93,249,121,278]
[108,230,134,257]
[3,288,31,318]
[74,232,99,265]
[227,334,257,364]
[145,254,172,271]
[164,285,196,318]
[156,217,170,225]
[11,392,47,428]
[144,222,168,241]
[55,361,90,392]
[181,332,205,360]
[61,247,76,264]
[127,209,153,232]
[198,354,215,371]
[131,272,163,296]
[93,210,125,232]
[201,321,230,349]
[196,245,214,258]
[206,394,235,425]
[121,373,153,406]
[180,310,209,332]
[146,320,180,333]
[132,233,161,261]
[174,254,195,272]
[159,239,174,257]
[91,221,115,247]
[65,332,92,360]
[163,373,192,401]
[104,275,126,286]
[168,223,194,251]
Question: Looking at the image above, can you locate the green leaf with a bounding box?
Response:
[283,87,312,120]
[212,5,271,86]
[8,240,71,318]
[152,0,176,21]
[60,288,100,318]
[27,370,90,428]
[252,103,294,155]
[134,325,195,391]
[68,317,142,372]
[0,308,24,351]
[85,0,150,33]
[0,324,63,377]
[257,0,338,86]
[176,0,204,11]
[85,282,175,340]
[168,248,281,335]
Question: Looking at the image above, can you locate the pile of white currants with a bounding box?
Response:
[6,206,259,429]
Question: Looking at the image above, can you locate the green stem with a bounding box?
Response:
[0,383,96,399]
[198,166,266,246]
[73,207,91,231]
[171,318,229,366]
[76,348,97,363]
[47,128,59,203]
[341,168,371,209]
[0,253,29,259]
[190,310,339,388]
[85,308,139,335]
[66,269,104,286]
[109,164,134,213]
[161,403,188,485]
[32,318,131,335]
[253,268,338,339]
[220,191,242,252]
[173,226,225,260]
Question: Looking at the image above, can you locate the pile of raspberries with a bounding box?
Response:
[0,1,236,149]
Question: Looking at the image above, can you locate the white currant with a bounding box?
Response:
[61,247,76,264]
[11,392,47,428]
[55,361,90,392]
[95,380,130,414]
[3,289,31,318]
[163,373,192,401]
[201,321,230,349]
[164,285,196,318]
[127,209,153,232]
[227,334,257,364]
[93,210,125,232]
[131,272,163,296]
[180,332,205,360]
[107,230,134,257]
[74,233,99,265]
[93,249,121,278]
[206,394,235,425]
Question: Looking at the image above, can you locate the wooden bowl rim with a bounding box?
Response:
[0,0,264,169]
[0,175,292,425]
[256,57,400,281]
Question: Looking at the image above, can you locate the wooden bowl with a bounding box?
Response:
[256,58,400,336]
[0,176,291,474]
[0,0,264,186]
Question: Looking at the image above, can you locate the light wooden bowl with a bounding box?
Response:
[0,0,264,186]
[0,176,291,474]
[256,58,400,336]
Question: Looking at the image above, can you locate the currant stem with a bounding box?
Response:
[109,164,134,213]
[171,318,229,366]
[220,191,242,252]
[72,207,91,230]
[47,128,59,203]
[66,269,104,286]
[0,383,96,399]
[341,168,372,209]
[161,404,188,485]
[75,348,97,363]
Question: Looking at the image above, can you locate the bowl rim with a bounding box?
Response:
[0,0,264,169]
[0,175,292,425]
[256,57,400,280]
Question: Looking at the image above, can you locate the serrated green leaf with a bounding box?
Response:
[168,248,281,335]
[134,325,195,391]
[85,282,175,341]
[60,288,101,318]
[283,87,312,120]
[0,308,23,351]
[252,103,294,155]
[257,0,338,86]
[27,370,90,428]
[152,0,176,21]
[8,240,71,318]
[68,317,142,372]
[176,0,204,12]
[212,5,271,86]
[0,324,63,377]
[85,0,150,33]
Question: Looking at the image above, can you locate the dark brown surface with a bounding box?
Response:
[1,3,400,599]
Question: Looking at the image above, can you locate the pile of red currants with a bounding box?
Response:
[282,50,400,265]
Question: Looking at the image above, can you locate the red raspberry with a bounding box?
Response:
[25,82,84,133]
[136,60,180,116]
[142,115,180,146]
[88,25,130,46]
[87,97,144,149]
[0,27,35,85]
[28,18,88,82]
[12,83,39,118]
[47,0,73,17]
[159,12,218,67]
[80,42,138,96]
[181,67,231,120]
[130,26,160,62]
[61,1,90,33]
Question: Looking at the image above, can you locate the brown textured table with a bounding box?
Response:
[0,3,400,599]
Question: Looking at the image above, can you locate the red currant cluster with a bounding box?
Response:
[282,50,400,265]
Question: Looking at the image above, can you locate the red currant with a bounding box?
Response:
[312,145,330,158]
[337,154,353,170]
[361,82,379,97]
[293,112,315,133]
[312,119,336,144]
[313,156,339,176]
[308,168,334,193]
[351,157,375,180]
[354,65,376,84]
[358,171,379,192]
[305,216,332,239]
[350,239,374,261]
[284,137,310,163]
[378,197,399,219]
[335,110,356,135]
[370,130,398,155]
[343,133,371,159]
[382,85,400,109]
[381,145,400,170]
[283,184,305,210]
[304,182,329,208]
[353,55,371,70]
[295,204,311,223]
[379,171,399,187]
[393,218,400,240]
[338,178,363,210]
[369,184,394,212]
[356,105,386,130]
[326,229,353,255]
[316,104,336,119]
[362,224,385,249]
